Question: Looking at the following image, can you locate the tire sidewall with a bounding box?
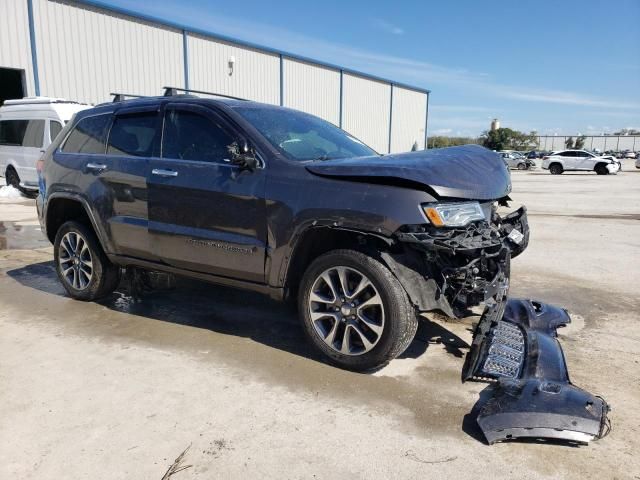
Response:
[298,250,414,371]
[54,221,109,300]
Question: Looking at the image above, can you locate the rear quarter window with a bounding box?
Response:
[0,119,45,147]
[61,113,111,154]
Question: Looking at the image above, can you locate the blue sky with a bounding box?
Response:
[100,0,639,137]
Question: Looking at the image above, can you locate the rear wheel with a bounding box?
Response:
[299,249,418,372]
[549,163,563,175]
[595,164,609,175]
[54,221,120,301]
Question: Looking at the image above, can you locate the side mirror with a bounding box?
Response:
[227,141,258,171]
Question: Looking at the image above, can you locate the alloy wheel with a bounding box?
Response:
[58,231,93,290]
[308,266,385,356]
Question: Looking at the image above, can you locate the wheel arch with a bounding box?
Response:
[45,193,111,253]
[282,226,392,301]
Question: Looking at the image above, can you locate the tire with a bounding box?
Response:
[517,162,526,170]
[595,164,609,175]
[5,167,20,188]
[549,163,563,175]
[53,221,120,301]
[298,249,418,372]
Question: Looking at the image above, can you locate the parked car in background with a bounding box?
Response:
[0,97,89,193]
[499,151,535,170]
[623,151,637,159]
[541,149,621,175]
[636,157,640,169]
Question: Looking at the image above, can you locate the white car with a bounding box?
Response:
[498,151,535,170]
[0,97,89,192]
[541,149,621,175]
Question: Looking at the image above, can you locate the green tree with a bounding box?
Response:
[565,136,575,149]
[575,135,586,150]
[428,136,480,149]
[480,128,537,151]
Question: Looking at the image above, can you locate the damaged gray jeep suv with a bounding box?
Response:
[37,88,608,444]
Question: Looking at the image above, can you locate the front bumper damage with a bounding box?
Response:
[463,298,611,444]
[388,205,610,445]
[389,205,529,318]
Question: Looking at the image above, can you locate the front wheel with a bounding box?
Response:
[54,221,120,301]
[298,249,418,372]
[595,164,609,175]
[517,162,527,170]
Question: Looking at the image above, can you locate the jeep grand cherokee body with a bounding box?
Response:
[37,93,527,367]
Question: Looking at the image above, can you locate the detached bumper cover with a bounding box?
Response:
[463,298,611,444]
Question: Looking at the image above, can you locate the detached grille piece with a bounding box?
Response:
[481,321,525,379]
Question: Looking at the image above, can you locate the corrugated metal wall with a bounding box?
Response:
[282,58,341,125]
[31,0,184,104]
[390,87,427,152]
[0,0,35,96]
[342,73,391,154]
[2,0,429,152]
[188,33,280,104]
[537,135,639,152]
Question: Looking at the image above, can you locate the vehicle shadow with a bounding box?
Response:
[6,261,469,368]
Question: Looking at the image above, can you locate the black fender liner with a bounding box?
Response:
[463,298,611,445]
[379,249,455,317]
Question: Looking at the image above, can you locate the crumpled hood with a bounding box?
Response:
[305,144,511,200]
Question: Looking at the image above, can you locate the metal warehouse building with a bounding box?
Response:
[0,0,430,153]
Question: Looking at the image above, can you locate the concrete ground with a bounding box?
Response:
[0,166,639,479]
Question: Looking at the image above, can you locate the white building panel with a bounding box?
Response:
[0,0,35,96]
[390,87,427,152]
[188,33,279,105]
[283,58,340,125]
[342,73,391,154]
[31,0,184,104]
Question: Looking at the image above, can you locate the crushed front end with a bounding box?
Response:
[390,202,529,317]
[387,201,610,445]
[462,298,611,444]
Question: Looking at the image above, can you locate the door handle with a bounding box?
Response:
[86,162,107,171]
[152,168,178,177]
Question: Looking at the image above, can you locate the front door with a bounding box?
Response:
[147,103,267,283]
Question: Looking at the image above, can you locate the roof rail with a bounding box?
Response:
[162,86,248,101]
[110,92,146,103]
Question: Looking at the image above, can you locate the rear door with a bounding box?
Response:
[102,106,161,258]
[147,103,267,282]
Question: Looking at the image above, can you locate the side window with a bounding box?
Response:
[50,121,63,141]
[560,151,573,157]
[162,109,234,163]
[62,114,111,154]
[107,112,158,157]
[0,119,44,147]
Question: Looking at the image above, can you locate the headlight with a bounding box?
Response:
[422,202,486,227]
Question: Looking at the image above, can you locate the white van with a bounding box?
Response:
[0,97,90,192]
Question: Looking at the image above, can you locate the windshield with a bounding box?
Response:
[233,105,378,161]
